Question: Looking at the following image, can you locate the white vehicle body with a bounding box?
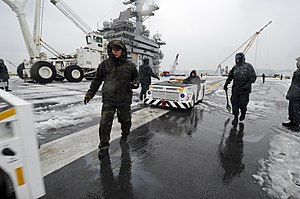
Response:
[144,79,206,109]
[0,90,45,198]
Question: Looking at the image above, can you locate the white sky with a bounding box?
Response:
[1,0,300,72]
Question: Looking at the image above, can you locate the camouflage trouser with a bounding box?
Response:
[98,103,132,149]
[288,100,300,125]
[230,93,250,116]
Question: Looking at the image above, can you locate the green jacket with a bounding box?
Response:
[225,62,256,94]
[286,68,300,101]
[86,40,139,105]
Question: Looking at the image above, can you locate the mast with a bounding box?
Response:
[123,0,159,35]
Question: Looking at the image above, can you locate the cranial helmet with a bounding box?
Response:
[235,52,245,65]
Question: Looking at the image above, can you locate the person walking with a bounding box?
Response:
[223,52,257,125]
[183,70,201,98]
[262,73,266,83]
[139,57,160,101]
[282,56,300,129]
[0,59,12,91]
[84,40,139,159]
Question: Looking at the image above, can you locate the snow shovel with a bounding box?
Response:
[225,90,231,113]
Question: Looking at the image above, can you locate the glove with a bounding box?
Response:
[223,84,228,91]
[84,94,92,105]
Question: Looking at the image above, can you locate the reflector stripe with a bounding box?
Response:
[174,102,181,109]
[183,103,189,109]
[0,108,16,121]
[16,167,25,186]
[145,99,192,109]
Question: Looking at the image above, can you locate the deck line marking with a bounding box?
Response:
[39,107,169,176]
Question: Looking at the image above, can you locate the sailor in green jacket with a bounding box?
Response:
[84,40,139,159]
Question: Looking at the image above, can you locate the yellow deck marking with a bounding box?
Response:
[206,81,223,91]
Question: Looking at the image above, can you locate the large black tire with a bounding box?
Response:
[30,61,56,83]
[17,63,25,79]
[64,65,84,82]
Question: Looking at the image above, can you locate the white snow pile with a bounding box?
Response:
[253,127,300,198]
[34,100,101,133]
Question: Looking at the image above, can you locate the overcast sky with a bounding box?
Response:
[1,0,300,73]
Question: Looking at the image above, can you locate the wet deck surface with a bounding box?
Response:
[42,105,274,199]
[8,77,295,199]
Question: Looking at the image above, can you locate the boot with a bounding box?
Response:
[120,131,129,143]
[232,115,238,125]
[120,135,128,142]
[5,87,12,92]
[282,121,298,127]
[98,148,109,159]
[240,112,246,121]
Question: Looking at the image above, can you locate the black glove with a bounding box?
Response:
[84,94,92,105]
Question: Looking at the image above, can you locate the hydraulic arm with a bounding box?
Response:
[3,0,42,59]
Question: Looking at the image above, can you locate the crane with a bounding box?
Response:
[2,0,107,83]
[50,0,106,51]
[3,0,42,59]
[215,21,272,76]
[50,0,92,35]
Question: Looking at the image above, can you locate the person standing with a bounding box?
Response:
[183,70,201,98]
[282,56,300,129]
[223,52,257,125]
[262,73,266,83]
[0,59,12,91]
[139,57,160,101]
[84,40,139,159]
